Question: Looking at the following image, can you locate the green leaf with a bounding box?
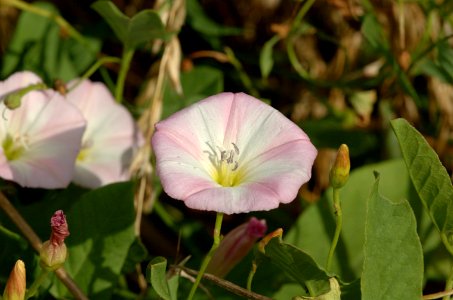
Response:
[361,13,388,50]
[391,118,453,253]
[91,1,166,49]
[126,10,168,49]
[147,257,171,300]
[162,66,223,119]
[186,0,242,36]
[361,174,423,300]
[50,182,136,299]
[1,2,100,81]
[260,35,281,78]
[91,1,129,42]
[259,236,331,297]
[285,159,433,281]
[294,278,340,300]
[122,238,149,273]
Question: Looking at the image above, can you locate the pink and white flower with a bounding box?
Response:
[0,71,86,188]
[152,92,317,214]
[66,79,140,188]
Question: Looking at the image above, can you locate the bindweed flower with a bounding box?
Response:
[3,260,26,300]
[206,217,267,277]
[40,210,69,271]
[0,72,86,188]
[66,79,141,188]
[152,92,317,214]
[329,144,350,189]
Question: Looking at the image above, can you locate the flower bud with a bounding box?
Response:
[3,260,26,300]
[2,82,47,110]
[4,93,22,110]
[329,144,350,189]
[40,210,70,271]
[206,217,267,277]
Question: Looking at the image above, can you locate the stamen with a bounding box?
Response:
[232,142,240,155]
[204,141,242,186]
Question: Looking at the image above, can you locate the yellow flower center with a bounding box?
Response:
[205,142,244,187]
[3,134,27,161]
[76,140,93,162]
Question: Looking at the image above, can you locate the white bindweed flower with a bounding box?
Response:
[66,79,141,188]
[0,71,86,188]
[152,92,317,214]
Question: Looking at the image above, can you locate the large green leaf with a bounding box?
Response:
[258,236,331,297]
[50,182,136,299]
[361,175,423,299]
[91,1,167,49]
[391,118,453,252]
[285,160,431,281]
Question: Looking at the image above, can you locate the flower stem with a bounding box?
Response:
[68,56,121,92]
[1,0,87,46]
[246,261,257,292]
[187,212,224,300]
[115,48,135,103]
[326,188,342,272]
[25,268,49,299]
[443,262,453,300]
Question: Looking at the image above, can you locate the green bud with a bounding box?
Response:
[2,83,47,110]
[39,210,70,271]
[39,241,67,271]
[4,94,22,110]
[329,144,350,189]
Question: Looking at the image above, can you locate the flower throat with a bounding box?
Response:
[205,142,243,187]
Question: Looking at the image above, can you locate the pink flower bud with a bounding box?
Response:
[206,217,267,277]
[40,210,69,271]
[49,210,70,246]
[3,260,26,300]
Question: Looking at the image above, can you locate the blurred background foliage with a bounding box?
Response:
[1,0,453,298]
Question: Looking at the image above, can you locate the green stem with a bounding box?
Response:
[246,262,257,292]
[1,0,87,46]
[443,262,453,300]
[326,188,342,272]
[115,48,135,103]
[224,47,260,98]
[441,233,453,257]
[187,212,224,300]
[68,56,121,92]
[25,268,49,299]
[292,0,316,30]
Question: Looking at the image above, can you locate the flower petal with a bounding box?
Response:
[66,80,140,188]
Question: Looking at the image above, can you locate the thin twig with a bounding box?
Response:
[173,265,272,300]
[0,192,88,300]
[423,289,453,300]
